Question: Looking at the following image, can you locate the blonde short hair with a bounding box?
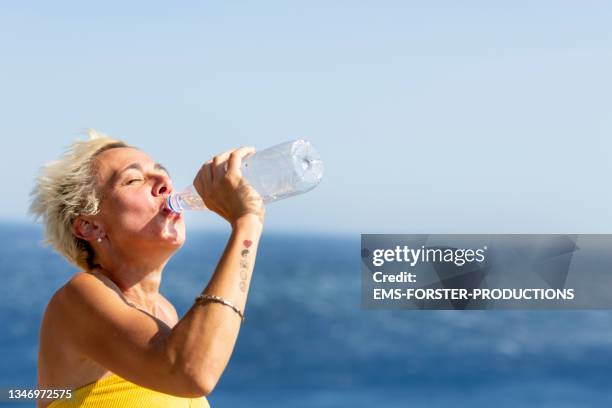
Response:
[30,129,129,270]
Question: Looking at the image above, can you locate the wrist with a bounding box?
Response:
[232,213,264,231]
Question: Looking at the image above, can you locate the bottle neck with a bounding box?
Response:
[166,193,184,213]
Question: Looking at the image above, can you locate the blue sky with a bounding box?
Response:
[2,1,611,233]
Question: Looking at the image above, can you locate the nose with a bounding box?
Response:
[153,174,173,197]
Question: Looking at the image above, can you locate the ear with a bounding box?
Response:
[72,217,103,242]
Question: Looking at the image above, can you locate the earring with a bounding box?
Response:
[97,237,102,243]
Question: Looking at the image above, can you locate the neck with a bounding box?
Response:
[92,248,172,315]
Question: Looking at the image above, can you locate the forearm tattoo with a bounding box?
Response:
[239,240,252,292]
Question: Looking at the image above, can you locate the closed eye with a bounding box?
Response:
[127,179,142,185]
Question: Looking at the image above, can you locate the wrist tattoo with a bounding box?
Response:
[239,241,252,292]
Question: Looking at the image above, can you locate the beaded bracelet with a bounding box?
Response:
[195,294,245,323]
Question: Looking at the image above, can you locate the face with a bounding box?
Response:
[91,147,185,255]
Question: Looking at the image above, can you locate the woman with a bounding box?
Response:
[31,130,265,407]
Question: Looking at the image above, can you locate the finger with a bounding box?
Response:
[211,150,234,183]
[193,160,211,201]
[202,162,213,193]
[227,146,256,177]
[201,161,226,213]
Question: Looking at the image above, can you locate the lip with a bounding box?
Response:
[160,197,181,219]
[162,207,182,220]
[160,196,169,212]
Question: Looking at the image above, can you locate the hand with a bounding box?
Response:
[193,146,265,227]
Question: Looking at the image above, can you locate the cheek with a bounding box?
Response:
[105,192,157,229]
[120,190,153,210]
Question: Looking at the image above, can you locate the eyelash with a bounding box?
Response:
[127,178,142,185]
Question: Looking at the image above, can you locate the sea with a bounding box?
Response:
[1,223,611,407]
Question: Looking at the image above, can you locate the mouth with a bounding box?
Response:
[160,198,181,220]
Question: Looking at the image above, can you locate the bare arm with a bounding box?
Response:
[57,147,264,397]
[165,215,262,393]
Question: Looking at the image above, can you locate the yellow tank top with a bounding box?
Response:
[47,374,210,408]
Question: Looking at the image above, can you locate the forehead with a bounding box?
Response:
[93,147,157,184]
[94,147,152,174]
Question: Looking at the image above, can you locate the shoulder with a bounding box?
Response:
[38,273,112,385]
[44,272,106,322]
[64,271,117,293]
[55,272,119,312]
[59,271,106,297]
[53,272,139,339]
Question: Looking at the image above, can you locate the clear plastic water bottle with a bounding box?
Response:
[166,139,323,213]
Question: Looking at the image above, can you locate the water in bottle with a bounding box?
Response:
[166,139,323,213]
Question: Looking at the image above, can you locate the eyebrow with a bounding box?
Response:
[154,163,170,176]
[117,162,171,178]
